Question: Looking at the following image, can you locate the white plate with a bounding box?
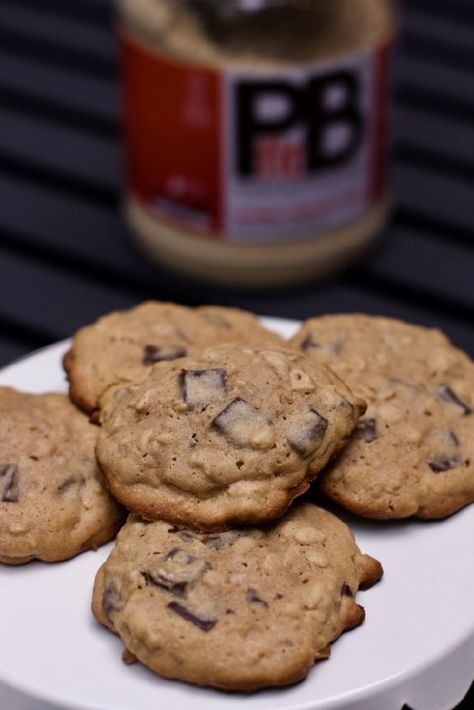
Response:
[0,318,473,710]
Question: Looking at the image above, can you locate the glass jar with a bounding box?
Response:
[119,0,397,287]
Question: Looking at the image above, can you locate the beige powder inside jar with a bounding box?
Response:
[119,0,396,287]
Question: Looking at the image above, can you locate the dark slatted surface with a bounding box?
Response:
[0,1,473,707]
[1,0,473,366]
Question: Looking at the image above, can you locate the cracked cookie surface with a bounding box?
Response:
[291,315,474,519]
[92,503,382,690]
[0,387,125,564]
[64,302,283,420]
[96,345,365,530]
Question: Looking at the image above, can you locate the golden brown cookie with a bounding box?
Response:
[291,315,474,519]
[96,344,365,530]
[92,503,382,690]
[64,301,283,420]
[0,387,125,565]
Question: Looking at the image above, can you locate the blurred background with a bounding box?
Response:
[0,1,472,707]
[0,0,472,370]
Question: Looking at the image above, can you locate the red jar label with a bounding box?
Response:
[122,30,391,242]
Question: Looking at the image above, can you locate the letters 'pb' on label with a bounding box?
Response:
[122,31,391,243]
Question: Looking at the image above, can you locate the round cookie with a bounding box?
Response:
[92,503,382,691]
[63,301,283,421]
[0,387,125,565]
[96,344,365,530]
[290,315,474,519]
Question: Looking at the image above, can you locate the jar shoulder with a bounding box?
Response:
[119,0,396,69]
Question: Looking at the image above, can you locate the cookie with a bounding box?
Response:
[96,344,365,530]
[290,315,474,519]
[0,387,125,565]
[63,301,283,421]
[92,503,382,690]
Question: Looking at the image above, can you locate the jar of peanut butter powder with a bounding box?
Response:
[119,0,397,287]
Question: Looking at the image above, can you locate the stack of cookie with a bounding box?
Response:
[2,301,472,693]
[66,302,382,690]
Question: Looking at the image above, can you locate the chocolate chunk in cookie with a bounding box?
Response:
[143,344,187,365]
[103,583,124,618]
[143,548,210,594]
[182,369,227,409]
[246,587,268,607]
[427,429,462,473]
[167,602,217,632]
[212,397,274,450]
[434,384,472,416]
[286,407,328,456]
[0,463,19,503]
[355,418,377,443]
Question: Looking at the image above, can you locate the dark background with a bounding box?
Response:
[0,1,472,707]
